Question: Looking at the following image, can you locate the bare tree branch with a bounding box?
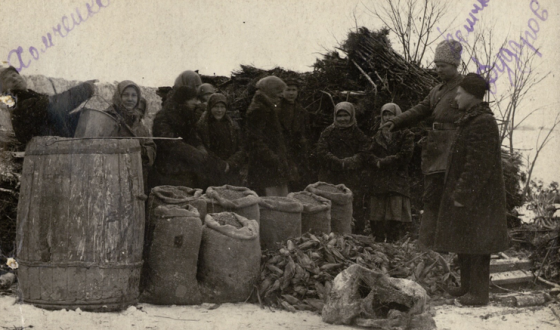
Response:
[364,0,449,65]
[523,112,560,198]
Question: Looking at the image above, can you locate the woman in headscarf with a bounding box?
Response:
[365,103,415,242]
[197,93,246,187]
[246,76,290,196]
[316,102,370,232]
[104,80,156,193]
[150,85,226,189]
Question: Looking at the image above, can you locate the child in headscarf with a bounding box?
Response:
[316,102,370,232]
[104,80,156,193]
[197,93,246,187]
[365,103,414,242]
[277,77,310,191]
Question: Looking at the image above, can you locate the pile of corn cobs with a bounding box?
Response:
[257,232,455,313]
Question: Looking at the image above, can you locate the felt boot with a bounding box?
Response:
[458,254,490,306]
[446,254,471,297]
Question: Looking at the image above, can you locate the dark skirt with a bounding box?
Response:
[370,193,411,222]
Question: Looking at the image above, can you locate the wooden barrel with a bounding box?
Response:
[16,137,145,311]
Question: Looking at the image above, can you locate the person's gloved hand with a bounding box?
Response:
[84,79,99,96]
[379,121,395,133]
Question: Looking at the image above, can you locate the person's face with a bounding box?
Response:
[283,85,298,103]
[268,87,285,105]
[185,97,201,110]
[435,62,458,82]
[336,111,351,125]
[121,87,139,110]
[455,86,477,110]
[1,70,27,92]
[211,103,227,121]
[382,110,395,123]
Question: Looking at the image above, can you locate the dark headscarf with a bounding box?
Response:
[173,70,202,89]
[256,76,287,101]
[206,93,228,114]
[205,93,233,158]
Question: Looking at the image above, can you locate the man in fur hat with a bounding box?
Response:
[0,66,97,148]
[380,39,464,250]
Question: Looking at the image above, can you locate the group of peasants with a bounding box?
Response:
[0,39,509,306]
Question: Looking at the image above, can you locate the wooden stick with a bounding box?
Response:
[536,276,560,288]
[319,91,336,107]
[351,59,377,95]
[0,187,15,194]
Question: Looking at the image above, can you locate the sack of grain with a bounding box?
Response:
[204,185,260,223]
[147,185,206,221]
[305,182,353,234]
[142,204,202,305]
[258,196,303,250]
[143,186,206,291]
[288,191,331,235]
[197,212,261,303]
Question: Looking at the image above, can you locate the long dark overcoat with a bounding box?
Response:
[246,91,289,189]
[433,102,509,254]
[277,98,309,181]
[151,99,216,188]
[197,111,246,186]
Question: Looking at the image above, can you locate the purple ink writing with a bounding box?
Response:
[472,0,547,93]
[5,0,111,72]
[437,0,548,94]
[464,0,490,33]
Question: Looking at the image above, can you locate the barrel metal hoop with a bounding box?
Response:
[25,146,141,155]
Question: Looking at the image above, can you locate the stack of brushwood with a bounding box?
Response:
[0,137,20,261]
[256,233,455,313]
[510,222,559,285]
[501,149,525,227]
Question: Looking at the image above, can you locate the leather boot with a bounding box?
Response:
[446,254,470,297]
[458,254,490,306]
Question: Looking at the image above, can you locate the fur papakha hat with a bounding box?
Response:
[434,39,463,67]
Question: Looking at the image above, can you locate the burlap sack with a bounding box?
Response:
[305,182,353,234]
[288,191,331,235]
[258,196,303,250]
[197,212,261,303]
[203,185,260,223]
[147,185,207,221]
[143,186,206,291]
[142,205,202,305]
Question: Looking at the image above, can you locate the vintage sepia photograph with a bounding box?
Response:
[0,0,559,329]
